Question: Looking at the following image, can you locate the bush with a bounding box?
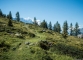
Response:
[62,33,68,39]
[50,43,83,58]
[42,55,53,60]
[16,34,24,39]
[28,32,35,37]
[21,31,28,34]
[0,25,5,32]
[30,49,35,54]
[0,40,10,52]
[0,28,5,32]
[38,30,43,33]
[38,40,50,50]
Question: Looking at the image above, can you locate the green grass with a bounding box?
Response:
[0,17,83,60]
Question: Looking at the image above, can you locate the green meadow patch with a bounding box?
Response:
[0,17,83,60]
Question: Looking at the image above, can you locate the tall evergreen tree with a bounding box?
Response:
[53,24,57,32]
[53,21,61,33]
[16,12,20,22]
[48,21,52,30]
[33,17,38,25]
[7,11,13,26]
[70,23,73,36]
[57,23,61,33]
[74,22,80,36]
[0,9,3,17]
[9,11,12,19]
[56,21,59,32]
[44,21,48,29]
[40,20,48,29]
[62,21,68,38]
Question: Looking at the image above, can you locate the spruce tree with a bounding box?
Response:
[16,12,20,22]
[9,11,12,19]
[57,23,61,33]
[74,22,80,36]
[40,20,48,29]
[8,11,13,26]
[45,21,48,29]
[0,9,3,17]
[70,23,73,36]
[62,21,68,38]
[48,21,52,30]
[33,17,38,25]
[53,21,61,33]
[56,21,59,32]
[53,24,57,32]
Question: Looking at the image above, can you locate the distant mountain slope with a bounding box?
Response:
[13,18,41,25]
[13,18,33,24]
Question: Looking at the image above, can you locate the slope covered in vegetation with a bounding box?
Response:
[0,17,83,60]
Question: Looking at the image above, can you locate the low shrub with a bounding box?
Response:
[38,30,43,33]
[17,35,24,39]
[0,26,5,32]
[42,55,53,60]
[28,32,35,37]
[0,40,10,52]
[50,43,83,58]
[38,40,50,50]
[21,31,28,34]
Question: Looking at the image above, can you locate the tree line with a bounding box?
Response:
[0,9,20,26]
[33,18,80,38]
[0,9,80,38]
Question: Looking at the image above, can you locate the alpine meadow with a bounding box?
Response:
[0,0,83,60]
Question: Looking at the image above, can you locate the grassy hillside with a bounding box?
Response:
[0,17,83,60]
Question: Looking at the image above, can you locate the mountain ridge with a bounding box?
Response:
[13,17,41,25]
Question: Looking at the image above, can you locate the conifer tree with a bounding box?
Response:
[9,11,12,19]
[70,23,73,36]
[16,12,20,22]
[57,23,61,33]
[8,11,13,26]
[74,22,80,36]
[48,21,52,30]
[44,21,48,29]
[53,24,57,32]
[0,9,3,17]
[53,21,61,33]
[33,17,38,25]
[40,20,48,29]
[56,21,59,32]
[62,21,68,38]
